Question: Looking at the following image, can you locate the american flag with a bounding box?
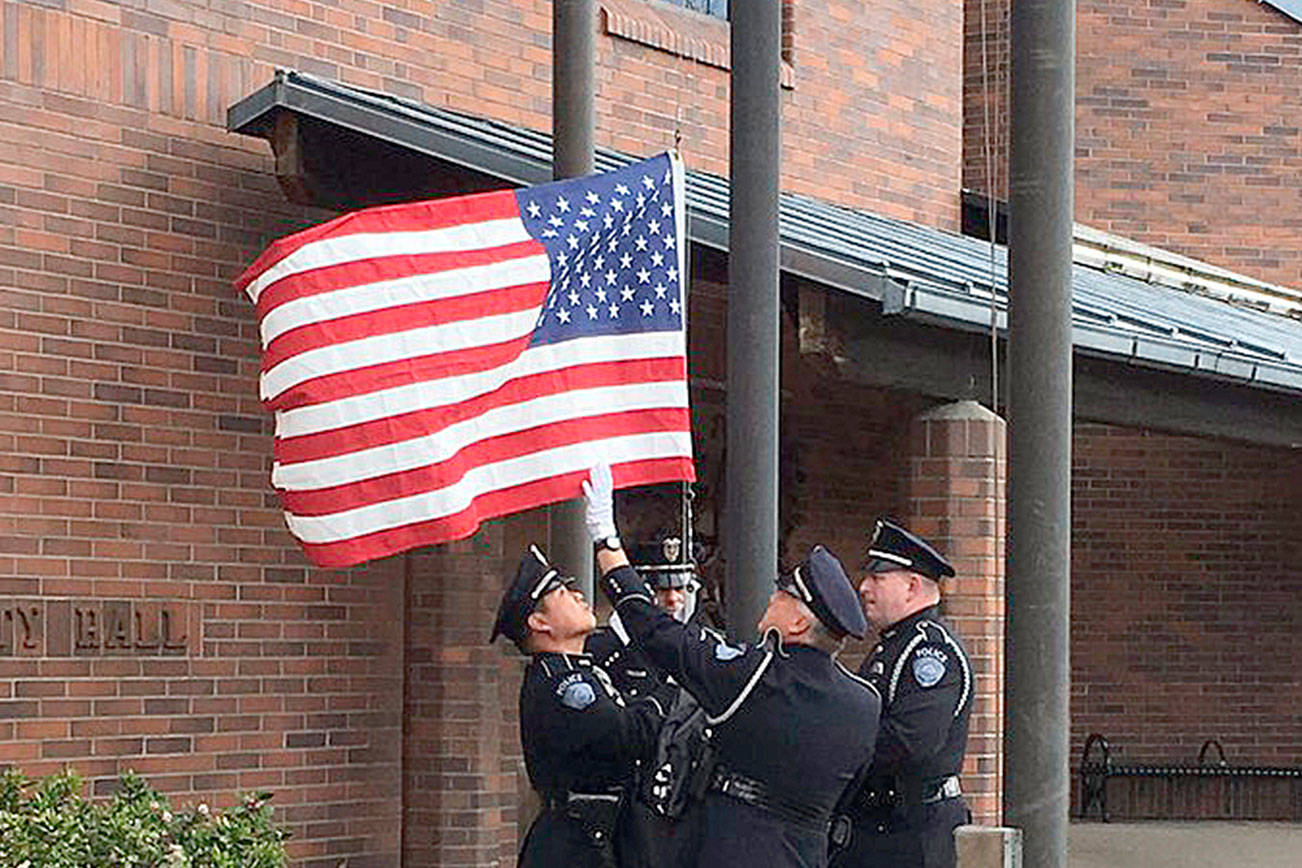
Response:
[235,153,695,568]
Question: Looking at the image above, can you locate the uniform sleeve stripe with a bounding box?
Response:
[706,650,774,726]
[889,629,929,705]
[836,660,881,698]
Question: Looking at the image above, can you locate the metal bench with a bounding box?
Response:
[1078,732,1302,822]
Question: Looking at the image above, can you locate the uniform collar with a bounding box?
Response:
[880,604,940,639]
[534,650,592,668]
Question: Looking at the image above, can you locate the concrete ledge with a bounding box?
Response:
[956,824,1022,868]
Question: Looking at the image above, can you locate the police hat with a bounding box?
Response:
[489,545,575,646]
[627,536,697,590]
[862,519,956,580]
[776,545,868,639]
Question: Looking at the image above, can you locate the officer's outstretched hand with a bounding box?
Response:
[581,462,617,543]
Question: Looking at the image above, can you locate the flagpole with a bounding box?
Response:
[726,0,782,641]
[551,0,597,599]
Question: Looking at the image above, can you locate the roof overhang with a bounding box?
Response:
[228,70,1302,448]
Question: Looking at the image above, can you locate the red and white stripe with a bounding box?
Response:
[237,189,694,568]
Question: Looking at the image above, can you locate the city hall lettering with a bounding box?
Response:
[0,600,193,656]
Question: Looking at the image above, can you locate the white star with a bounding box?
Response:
[566,235,579,250]
[603,213,615,229]
[642,174,655,190]
[587,305,599,320]
[641,299,655,316]
[664,233,675,248]
[575,219,589,233]
[651,251,664,267]
[615,183,630,196]
[558,251,568,266]
[661,201,672,217]
[669,298,681,315]
[542,229,558,238]
[557,308,572,324]
[608,303,620,318]
[605,269,617,285]
[596,288,608,303]
[622,223,632,237]
[568,290,580,305]
[586,191,600,204]
[648,220,661,235]
[594,255,605,270]
[580,272,592,288]
[621,285,635,301]
[636,192,646,208]
[654,283,667,299]
[667,267,679,283]
[619,253,632,269]
[527,201,542,219]
[637,268,650,284]
[634,236,648,251]
[611,198,624,212]
[608,237,618,252]
[556,196,570,213]
[548,215,564,228]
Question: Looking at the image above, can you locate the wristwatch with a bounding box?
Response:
[596,535,623,552]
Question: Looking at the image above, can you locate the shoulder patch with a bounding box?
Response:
[912,653,946,688]
[559,679,597,710]
[714,642,745,662]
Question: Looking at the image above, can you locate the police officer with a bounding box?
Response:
[490,544,669,868]
[583,463,881,868]
[830,519,973,868]
[585,538,704,868]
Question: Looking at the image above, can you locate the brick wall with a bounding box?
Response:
[0,0,959,863]
[965,0,1302,287]
[1071,423,1302,795]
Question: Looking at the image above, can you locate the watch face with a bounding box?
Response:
[603,536,622,551]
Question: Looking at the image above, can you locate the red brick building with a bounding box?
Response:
[0,1,1298,866]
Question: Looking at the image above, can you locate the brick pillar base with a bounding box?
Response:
[907,400,1006,825]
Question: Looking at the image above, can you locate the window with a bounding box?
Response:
[661,0,729,20]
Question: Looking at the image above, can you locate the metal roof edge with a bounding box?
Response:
[225,70,1302,398]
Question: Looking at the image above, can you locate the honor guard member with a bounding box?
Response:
[830,519,973,868]
[583,464,882,868]
[490,545,669,868]
[585,537,705,868]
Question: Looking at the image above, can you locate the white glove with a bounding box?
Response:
[581,463,618,543]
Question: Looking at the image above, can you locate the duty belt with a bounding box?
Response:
[709,767,831,833]
[853,774,962,813]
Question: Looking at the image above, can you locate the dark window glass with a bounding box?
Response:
[660,0,729,20]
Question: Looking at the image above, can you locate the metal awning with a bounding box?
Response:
[228,69,1302,397]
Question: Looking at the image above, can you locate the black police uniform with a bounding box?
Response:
[516,650,667,867]
[830,521,973,868]
[584,544,703,868]
[491,546,667,868]
[601,545,882,868]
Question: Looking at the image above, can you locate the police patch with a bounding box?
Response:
[912,655,946,688]
[714,643,745,662]
[560,680,597,710]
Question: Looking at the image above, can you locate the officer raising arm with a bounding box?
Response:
[583,463,882,868]
[830,519,974,868]
[490,545,669,868]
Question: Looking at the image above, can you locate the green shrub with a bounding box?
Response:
[0,767,289,867]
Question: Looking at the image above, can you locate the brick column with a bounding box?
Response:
[404,521,521,867]
[907,400,1006,825]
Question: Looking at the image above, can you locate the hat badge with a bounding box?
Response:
[661,536,682,563]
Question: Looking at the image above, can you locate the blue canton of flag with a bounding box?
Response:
[515,153,685,346]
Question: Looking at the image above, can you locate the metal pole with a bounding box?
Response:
[1004,0,1074,864]
[725,1,781,642]
[551,0,596,599]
